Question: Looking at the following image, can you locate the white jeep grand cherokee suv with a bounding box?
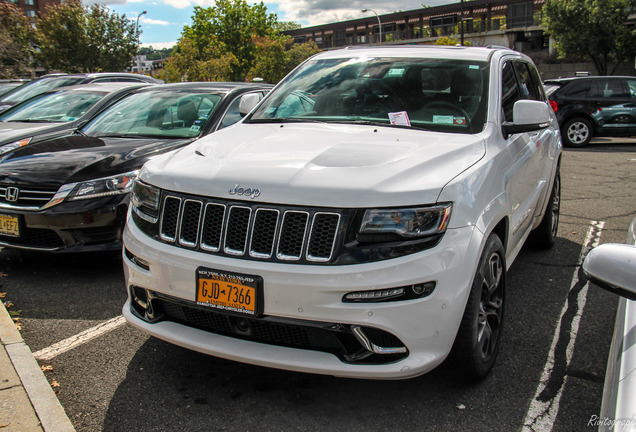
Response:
[123,45,562,380]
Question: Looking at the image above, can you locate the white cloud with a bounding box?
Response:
[141,41,177,49]
[141,16,171,25]
[267,0,454,26]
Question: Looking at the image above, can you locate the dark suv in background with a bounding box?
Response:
[544,76,636,147]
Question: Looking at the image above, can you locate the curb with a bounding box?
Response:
[0,300,76,432]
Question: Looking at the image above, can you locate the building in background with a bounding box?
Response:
[4,0,60,19]
[284,0,547,56]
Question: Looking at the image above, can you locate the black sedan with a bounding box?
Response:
[0,82,272,252]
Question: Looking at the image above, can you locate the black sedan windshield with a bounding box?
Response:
[83,90,223,138]
[249,57,489,133]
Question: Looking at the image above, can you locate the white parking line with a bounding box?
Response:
[522,221,604,432]
[33,315,126,362]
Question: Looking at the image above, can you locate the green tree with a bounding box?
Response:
[180,0,279,81]
[247,36,320,83]
[163,37,238,82]
[140,46,175,60]
[0,3,36,78]
[543,0,636,75]
[36,1,138,73]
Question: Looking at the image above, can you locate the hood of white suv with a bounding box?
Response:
[140,123,486,207]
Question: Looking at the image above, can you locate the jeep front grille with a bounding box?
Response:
[158,192,342,263]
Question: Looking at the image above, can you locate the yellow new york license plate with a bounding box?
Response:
[0,214,19,237]
[196,268,262,317]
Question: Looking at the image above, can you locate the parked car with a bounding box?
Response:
[0,79,30,98]
[122,45,562,380]
[544,76,636,147]
[0,82,153,156]
[0,82,272,252]
[0,73,162,113]
[582,219,636,431]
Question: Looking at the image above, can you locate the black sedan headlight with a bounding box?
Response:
[65,171,138,201]
[357,204,452,243]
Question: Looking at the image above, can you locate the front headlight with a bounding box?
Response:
[358,204,452,242]
[65,171,138,201]
[130,179,160,222]
[0,137,32,155]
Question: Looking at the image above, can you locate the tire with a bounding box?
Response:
[562,117,592,147]
[450,233,505,381]
[528,167,560,249]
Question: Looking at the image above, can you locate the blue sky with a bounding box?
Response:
[90,0,456,50]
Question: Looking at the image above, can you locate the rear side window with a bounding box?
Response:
[594,79,628,99]
[627,79,636,98]
[562,80,594,98]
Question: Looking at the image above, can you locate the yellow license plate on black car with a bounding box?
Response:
[0,214,19,237]
[196,268,263,317]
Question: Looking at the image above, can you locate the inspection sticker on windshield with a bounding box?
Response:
[389,111,411,126]
[433,115,454,124]
[196,267,263,317]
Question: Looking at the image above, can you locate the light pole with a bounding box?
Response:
[362,8,381,44]
[459,0,464,45]
[135,10,147,74]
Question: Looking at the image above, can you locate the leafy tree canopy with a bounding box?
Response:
[140,46,175,60]
[542,0,636,75]
[247,36,320,84]
[36,0,138,73]
[0,3,36,78]
[180,0,279,81]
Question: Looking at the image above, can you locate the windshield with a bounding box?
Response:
[0,76,85,105]
[82,90,223,139]
[249,57,489,133]
[0,90,104,123]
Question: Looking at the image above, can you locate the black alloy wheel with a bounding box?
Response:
[450,233,505,381]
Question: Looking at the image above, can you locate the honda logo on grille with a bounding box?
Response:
[6,187,19,202]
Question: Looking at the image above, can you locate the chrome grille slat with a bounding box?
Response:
[178,200,203,247]
[276,211,309,261]
[0,184,58,209]
[224,206,252,255]
[200,203,226,252]
[159,193,341,264]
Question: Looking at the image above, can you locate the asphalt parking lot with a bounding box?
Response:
[1,137,636,431]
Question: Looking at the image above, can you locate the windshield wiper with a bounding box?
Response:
[248,117,326,124]
[96,133,193,139]
[7,119,57,123]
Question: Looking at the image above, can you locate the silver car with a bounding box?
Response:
[582,219,636,431]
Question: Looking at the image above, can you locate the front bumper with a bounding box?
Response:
[123,216,484,379]
[0,195,129,252]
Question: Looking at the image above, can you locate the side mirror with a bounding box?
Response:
[582,243,636,301]
[502,100,552,137]
[239,93,262,116]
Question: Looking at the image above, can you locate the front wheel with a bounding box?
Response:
[562,117,592,147]
[450,233,505,381]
